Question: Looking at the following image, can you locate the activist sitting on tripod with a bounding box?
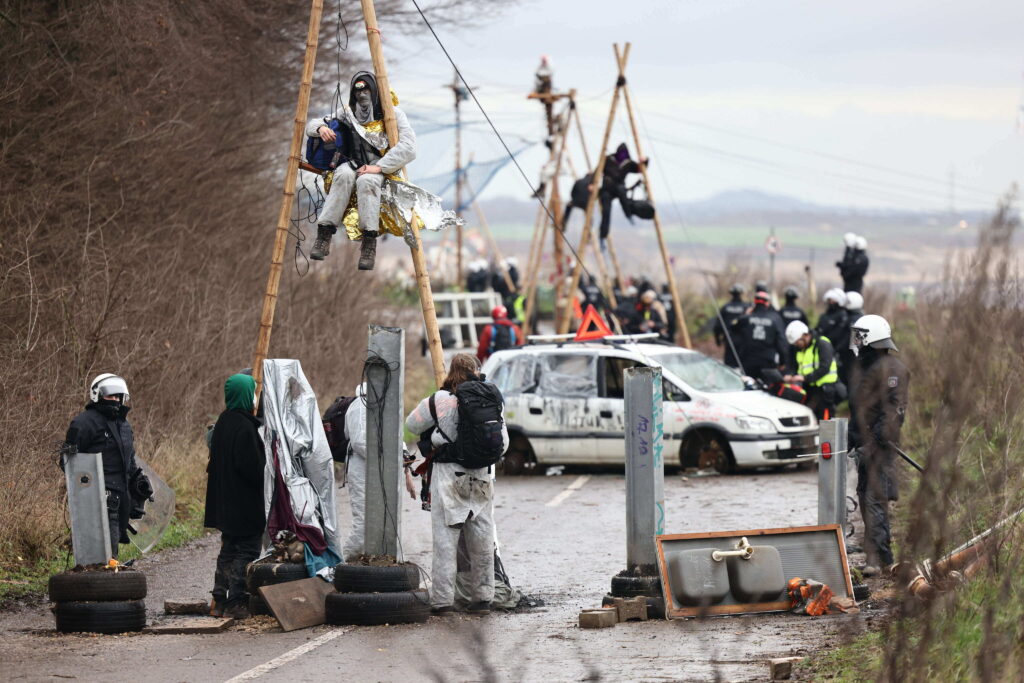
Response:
[405,354,509,616]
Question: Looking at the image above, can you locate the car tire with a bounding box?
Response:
[333,564,420,593]
[249,594,271,616]
[54,599,146,634]
[681,431,735,473]
[853,583,870,602]
[324,590,430,625]
[610,573,663,598]
[498,434,538,476]
[48,570,147,603]
[246,561,308,593]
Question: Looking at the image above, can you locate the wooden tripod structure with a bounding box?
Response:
[251,0,449,395]
[557,43,691,348]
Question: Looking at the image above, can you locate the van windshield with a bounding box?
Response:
[653,352,746,393]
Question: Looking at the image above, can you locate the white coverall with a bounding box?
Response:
[405,389,509,609]
[342,383,368,562]
[304,106,417,236]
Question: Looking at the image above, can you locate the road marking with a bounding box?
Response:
[224,628,349,682]
[545,475,591,507]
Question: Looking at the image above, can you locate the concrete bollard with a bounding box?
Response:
[624,366,665,572]
[364,325,405,559]
[817,418,849,533]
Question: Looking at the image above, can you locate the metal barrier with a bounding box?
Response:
[432,291,504,350]
[818,418,849,534]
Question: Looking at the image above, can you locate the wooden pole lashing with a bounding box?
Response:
[360,0,447,385]
[251,0,324,399]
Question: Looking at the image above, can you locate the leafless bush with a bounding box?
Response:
[0,0,490,562]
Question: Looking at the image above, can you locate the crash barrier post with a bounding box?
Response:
[817,418,849,533]
[624,366,665,571]
[64,452,112,565]
[364,325,405,558]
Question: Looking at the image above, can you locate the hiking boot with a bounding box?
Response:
[209,598,224,618]
[310,225,334,261]
[466,601,491,615]
[358,230,378,270]
[430,605,455,617]
[223,602,251,620]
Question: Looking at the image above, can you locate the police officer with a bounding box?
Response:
[731,290,787,381]
[849,315,909,576]
[817,288,849,376]
[780,286,809,327]
[784,321,840,420]
[714,284,749,368]
[838,291,865,384]
[66,374,151,558]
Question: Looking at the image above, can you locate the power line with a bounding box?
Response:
[409,0,596,282]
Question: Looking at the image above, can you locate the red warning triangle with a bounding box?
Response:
[574,304,613,341]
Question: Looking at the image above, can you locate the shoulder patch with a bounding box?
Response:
[888,376,899,388]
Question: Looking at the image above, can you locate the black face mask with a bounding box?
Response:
[92,400,130,420]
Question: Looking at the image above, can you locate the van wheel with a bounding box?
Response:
[498,435,537,476]
[680,431,735,474]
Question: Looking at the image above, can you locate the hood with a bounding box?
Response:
[613,143,630,164]
[704,389,813,422]
[224,373,256,412]
[349,71,383,122]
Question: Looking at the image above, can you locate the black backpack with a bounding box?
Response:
[489,323,517,354]
[434,381,506,470]
[322,395,356,463]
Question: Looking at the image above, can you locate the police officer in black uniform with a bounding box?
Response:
[714,283,749,368]
[779,286,809,327]
[849,315,909,576]
[65,373,151,558]
[731,290,787,381]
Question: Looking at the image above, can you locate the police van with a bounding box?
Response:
[481,336,818,474]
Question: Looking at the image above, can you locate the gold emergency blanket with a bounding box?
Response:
[340,175,462,249]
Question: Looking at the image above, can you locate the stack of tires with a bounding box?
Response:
[326,564,429,625]
[49,569,147,634]
[246,560,308,615]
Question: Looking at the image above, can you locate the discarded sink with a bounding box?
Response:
[727,545,786,603]
[665,549,729,606]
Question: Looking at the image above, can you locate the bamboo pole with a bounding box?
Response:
[452,68,464,288]
[572,103,592,170]
[605,233,625,287]
[360,0,446,385]
[557,43,630,335]
[521,204,548,336]
[617,49,692,348]
[252,0,324,399]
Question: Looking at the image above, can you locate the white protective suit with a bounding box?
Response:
[342,383,368,562]
[304,105,416,239]
[406,389,509,609]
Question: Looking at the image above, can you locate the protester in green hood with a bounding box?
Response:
[224,374,256,412]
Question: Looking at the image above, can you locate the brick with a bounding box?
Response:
[609,596,648,622]
[769,657,804,680]
[578,608,617,629]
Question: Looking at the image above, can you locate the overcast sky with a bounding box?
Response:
[356,0,1024,211]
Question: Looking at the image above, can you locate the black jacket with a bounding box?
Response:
[817,304,850,353]
[849,349,910,450]
[205,409,267,536]
[67,402,139,493]
[839,249,869,292]
[732,304,787,365]
[713,298,749,345]
[779,303,808,326]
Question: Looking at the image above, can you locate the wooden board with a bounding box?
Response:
[143,617,234,634]
[259,577,336,632]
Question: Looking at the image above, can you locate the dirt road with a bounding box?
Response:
[0,467,866,682]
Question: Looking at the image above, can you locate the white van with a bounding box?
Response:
[482,340,818,474]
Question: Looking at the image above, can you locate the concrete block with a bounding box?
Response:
[609,596,649,622]
[144,617,235,634]
[163,599,210,615]
[579,608,617,629]
[769,657,804,680]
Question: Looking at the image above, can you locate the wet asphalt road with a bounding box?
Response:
[0,466,867,682]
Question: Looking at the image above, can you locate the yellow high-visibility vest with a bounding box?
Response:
[796,335,838,387]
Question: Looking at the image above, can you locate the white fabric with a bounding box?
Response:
[259,359,339,557]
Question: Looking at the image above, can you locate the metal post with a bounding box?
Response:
[364,325,405,558]
[624,366,666,572]
[817,418,849,531]
[64,453,112,564]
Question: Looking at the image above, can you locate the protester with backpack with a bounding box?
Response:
[405,354,509,615]
[476,306,524,362]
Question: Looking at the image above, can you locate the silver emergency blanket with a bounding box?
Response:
[260,359,340,557]
[380,177,463,249]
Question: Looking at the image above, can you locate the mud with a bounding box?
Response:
[0,466,869,682]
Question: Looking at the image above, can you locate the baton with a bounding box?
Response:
[891,444,924,473]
